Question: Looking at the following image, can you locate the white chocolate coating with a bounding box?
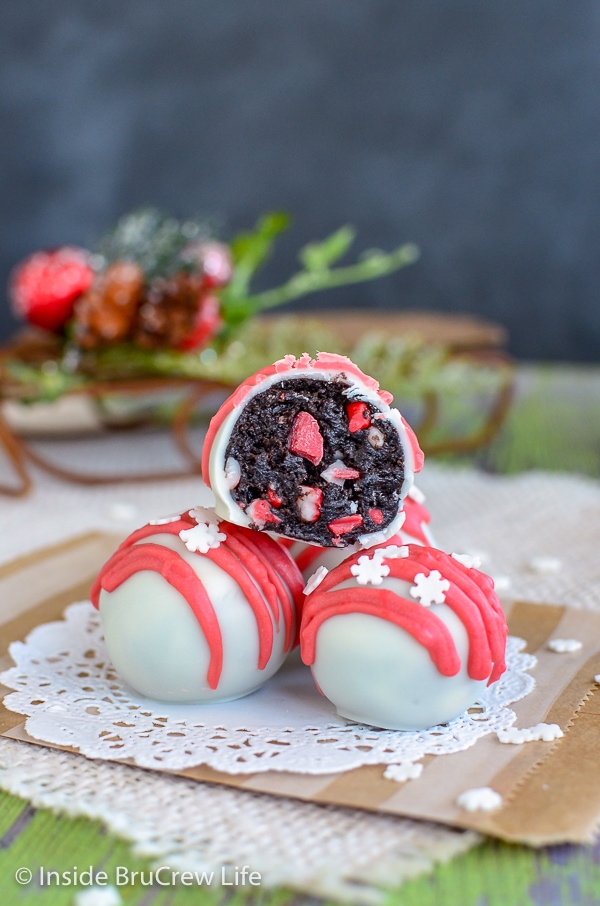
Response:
[99,531,294,703]
[301,546,507,731]
[312,605,487,730]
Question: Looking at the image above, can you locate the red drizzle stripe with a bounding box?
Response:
[301,588,461,677]
[90,518,194,611]
[301,544,506,685]
[378,559,491,681]
[99,542,224,690]
[401,498,431,544]
[294,545,324,574]
[402,548,506,683]
[206,544,274,669]
[223,532,281,627]
[401,416,425,473]
[226,524,298,651]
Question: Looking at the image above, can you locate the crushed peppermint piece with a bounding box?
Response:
[303,565,329,595]
[408,485,426,504]
[246,498,282,527]
[149,512,181,525]
[346,401,371,433]
[497,723,563,745]
[384,762,423,782]
[368,507,384,524]
[548,638,582,653]
[188,506,220,525]
[224,456,241,489]
[267,485,283,508]
[451,552,482,569]
[351,553,391,586]
[529,556,562,574]
[456,787,502,813]
[328,514,364,536]
[288,411,324,465]
[410,570,450,607]
[320,460,361,486]
[179,522,226,553]
[297,486,323,523]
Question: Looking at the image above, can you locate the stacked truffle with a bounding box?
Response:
[93,353,507,729]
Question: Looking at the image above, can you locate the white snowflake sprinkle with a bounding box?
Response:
[179,522,226,553]
[188,506,220,525]
[410,570,450,607]
[351,554,390,586]
[384,762,423,782]
[456,787,502,813]
[376,545,410,560]
[497,723,563,745]
[547,638,582,653]
[451,552,482,569]
[149,512,181,525]
[303,566,329,595]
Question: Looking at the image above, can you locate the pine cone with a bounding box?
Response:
[132,273,202,349]
[73,261,144,349]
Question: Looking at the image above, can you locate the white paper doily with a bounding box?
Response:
[1,601,535,775]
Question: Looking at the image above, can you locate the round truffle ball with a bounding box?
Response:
[91,507,303,703]
[300,544,507,730]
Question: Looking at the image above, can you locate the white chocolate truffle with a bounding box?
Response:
[300,544,507,730]
[91,510,303,703]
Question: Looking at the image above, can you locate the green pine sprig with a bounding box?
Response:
[219,214,420,329]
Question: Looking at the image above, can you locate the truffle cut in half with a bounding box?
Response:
[202,353,424,549]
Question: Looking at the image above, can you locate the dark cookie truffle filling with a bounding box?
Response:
[224,377,405,546]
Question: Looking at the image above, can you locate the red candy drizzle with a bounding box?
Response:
[401,497,432,544]
[91,517,302,691]
[300,545,507,685]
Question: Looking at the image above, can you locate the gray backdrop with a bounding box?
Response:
[1,0,599,361]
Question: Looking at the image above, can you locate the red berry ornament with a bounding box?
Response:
[178,293,222,351]
[10,246,94,332]
[198,242,233,289]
